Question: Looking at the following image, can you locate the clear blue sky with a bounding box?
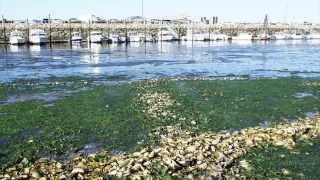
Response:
[1,0,320,23]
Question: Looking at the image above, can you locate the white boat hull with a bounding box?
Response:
[209,34,228,41]
[310,34,320,39]
[111,37,119,43]
[231,36,253,41]
[141,36,154,42]
[89,35,103,43]
[291,35,303,40]
[128,36,141,42]
[255,34,271,40]
[72,36,82,42]
[9,37,25,45]
[194,34,210,41]
[29,36,47,44]
[119,36,127,43]
[110,36,126,43]
[158,35,175,41]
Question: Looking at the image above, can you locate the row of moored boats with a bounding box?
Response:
[8,29,320,45]
[9,29,163,45]
[182,30,320,41]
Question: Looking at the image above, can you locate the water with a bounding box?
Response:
[1,40,320,83]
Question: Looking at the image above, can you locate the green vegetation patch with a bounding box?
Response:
[157,79,320,132]
[0,81,148,170]
[240,138,320,179]
[1,77,320,171]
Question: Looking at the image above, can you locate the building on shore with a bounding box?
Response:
[78,14,107,23]
[200,16,219,25]
[126,16,146,23]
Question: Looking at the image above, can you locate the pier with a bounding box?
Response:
[1,21,320,44]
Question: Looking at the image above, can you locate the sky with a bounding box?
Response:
[1,0,320,23]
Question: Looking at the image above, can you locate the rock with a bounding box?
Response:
[143,161,151,167]
[186,146,197,153]
[23,168,30,174]
[281,168,290,176]
[148,151,156,158]
[131,163,143,172]
[211,138,220,145]
[30,170,42,178]
[77,174,84,180]
[17,174,29,179]
[239,160,251,171]
[58,175,67,180]
[109,170,117,176]
[71,168,84,175]
[197,163,208,170]
[245,139,254,146]
[164,158,180,170]
[76,162,86,169]
[197,154,205,161]
[132,152,142,157]
[213,151,225,161]
[177,160,187,167]
[137,157,146,163]
[118,159,130,168]
[20,158,29,165]
[187,174,194,179]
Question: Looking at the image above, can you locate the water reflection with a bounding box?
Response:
[29,45,42,52]
[71,42,82,49]
[89,43,102,53]
[0,41,320,83]
[9,45,21,53]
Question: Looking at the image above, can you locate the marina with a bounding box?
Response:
[2,19,320,45]
[1,0,320,179]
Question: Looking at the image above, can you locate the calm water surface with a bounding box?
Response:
[1,40,320,82]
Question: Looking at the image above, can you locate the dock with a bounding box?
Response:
[1,22,320,44]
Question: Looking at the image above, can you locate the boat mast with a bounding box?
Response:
[284,0,288,29]
[1,0,4,41]
[2,15,5,43]
[263,14,269,34]
[141,0,144,18]
[318,0,320,25]
[142,0,147,41]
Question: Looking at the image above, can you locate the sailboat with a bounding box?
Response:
[255,15,271,40]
